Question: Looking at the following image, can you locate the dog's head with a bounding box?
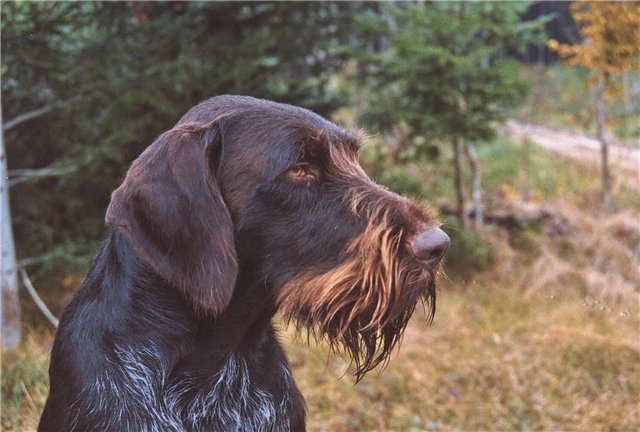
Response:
[107,95,449,378]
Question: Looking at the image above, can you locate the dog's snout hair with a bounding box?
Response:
[39,95,447,432]
[276,153,440,379]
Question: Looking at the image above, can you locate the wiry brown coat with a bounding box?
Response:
[39,96,448,432]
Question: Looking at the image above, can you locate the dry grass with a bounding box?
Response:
[283,277,639,432]
[1,331,52,431]
[516,203,640,306]
[3,256,638,431]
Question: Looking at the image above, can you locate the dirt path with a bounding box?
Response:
[506,120,640,182]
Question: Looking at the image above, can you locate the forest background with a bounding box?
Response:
[1,2,639,431]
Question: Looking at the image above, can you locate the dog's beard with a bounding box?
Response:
[277,228,437,380]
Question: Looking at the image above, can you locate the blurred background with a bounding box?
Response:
[1,2,638,431]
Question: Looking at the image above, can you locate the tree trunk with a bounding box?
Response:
[464,142,483,227]
[453,137,469,228]
[594,73,613,211]
[1,108,21,348]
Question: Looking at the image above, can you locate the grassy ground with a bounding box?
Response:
[3,277,638,431]
[2,137,639,431]
[287,284,639,431]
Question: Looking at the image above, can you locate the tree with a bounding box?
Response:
[1,107,21,348]
[354,2,543,228]
[548,1,640,210]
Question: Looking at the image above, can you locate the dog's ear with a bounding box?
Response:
[106,122,237,314]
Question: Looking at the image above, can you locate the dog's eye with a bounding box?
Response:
[286,164,318,181]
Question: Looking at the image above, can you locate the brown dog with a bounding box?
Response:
[39,96,449,432]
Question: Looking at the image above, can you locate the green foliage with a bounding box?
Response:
[442,217,495,278]
[1,2,358,275]
[345,2,547,228]
[374,167,429,201]
[354,2,545,151]
[511,225,543,251]
[477,136,640,210]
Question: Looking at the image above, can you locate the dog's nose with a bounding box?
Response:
[411,228,450,268]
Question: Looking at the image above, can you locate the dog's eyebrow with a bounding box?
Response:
[299,137,323,161]
[300,128,361,163]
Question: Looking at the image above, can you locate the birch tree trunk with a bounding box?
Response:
[454,137,469,229]
[464,142,483,227]
[1,108,21,348]
[594,73,613,211]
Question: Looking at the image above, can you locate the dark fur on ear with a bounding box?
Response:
[106,122,237,314]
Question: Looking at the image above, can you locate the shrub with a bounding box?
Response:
[441,217,495,279]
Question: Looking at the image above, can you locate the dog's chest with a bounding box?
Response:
[89,348,296,432]
[168,354,295,432]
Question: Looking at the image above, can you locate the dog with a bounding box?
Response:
[38,95,449,432]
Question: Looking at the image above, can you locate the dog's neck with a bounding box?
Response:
[45,230,300,431]
[98,229,277,374]
[175,272,279,376]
